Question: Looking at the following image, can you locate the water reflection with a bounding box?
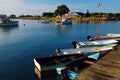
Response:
[55,25,72,34]
[0,26,18,32]
[73,20,108,24]
[34,67,41,80]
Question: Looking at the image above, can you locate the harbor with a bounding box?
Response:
[0,1,120,80]
[0,19,120,80]
[33,33,120,80]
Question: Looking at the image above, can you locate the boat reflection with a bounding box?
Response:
[34,67,41,80]
[55,24,72,34]
[0,26,18,32]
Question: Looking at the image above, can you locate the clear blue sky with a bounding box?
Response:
[0,0,119,16]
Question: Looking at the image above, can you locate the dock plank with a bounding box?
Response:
[75,46,120,80]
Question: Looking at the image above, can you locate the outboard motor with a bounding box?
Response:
[55,48,61,56]
[72,41,77,48]
[87,36,94,41]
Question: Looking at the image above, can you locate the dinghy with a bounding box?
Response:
[72,40,118,48]
[87,34,120,41]
[60,46,113,55]
[34,54,86,79]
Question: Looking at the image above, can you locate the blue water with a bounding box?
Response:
[0,20,120,80]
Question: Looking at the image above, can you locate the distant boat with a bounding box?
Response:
[40,20,50,24]
[55,18,72,25]
[55,21,61,25]
[56,53,100,79]
[33,54,85,79]
[0,14,18,26]
[61,18,72,25]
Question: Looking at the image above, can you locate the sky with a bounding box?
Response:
[0,0,119,16]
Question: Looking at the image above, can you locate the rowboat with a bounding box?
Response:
[60,46,113,55]
[72,39,118,48]
[87,34,120,41]
[34,54,85,79]
[56,53,99,79]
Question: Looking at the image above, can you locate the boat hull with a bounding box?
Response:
[61,46,113,55]
[34,54,85,79]
[0,21,19,26]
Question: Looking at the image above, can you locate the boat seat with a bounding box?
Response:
[84,60,94,65]
[54,59,61,64]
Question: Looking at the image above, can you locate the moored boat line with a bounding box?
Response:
[33,33,120,80]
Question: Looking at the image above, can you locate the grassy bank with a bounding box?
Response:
[17,17,113,23]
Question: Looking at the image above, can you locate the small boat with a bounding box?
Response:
[55,21,61,25]
[87,34,120,41]
[40,20,50,24]
[60,46,113,55]
[72,40,118,48]
[56,53,99,79]
[61,18,72,25]
[0,14,18,26]
[34,54,85,79]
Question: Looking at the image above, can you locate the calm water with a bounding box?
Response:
[0,20,120,80]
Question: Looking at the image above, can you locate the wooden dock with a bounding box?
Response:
[75,45,120,80]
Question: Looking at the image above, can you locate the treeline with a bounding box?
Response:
[8,14,41,19]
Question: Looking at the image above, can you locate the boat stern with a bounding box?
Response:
[34,58,41,71]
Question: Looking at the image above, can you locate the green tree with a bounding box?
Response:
[43,12,54,17]
[54,4,70,16]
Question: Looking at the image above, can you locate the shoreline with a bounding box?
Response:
[15,17,120,24]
